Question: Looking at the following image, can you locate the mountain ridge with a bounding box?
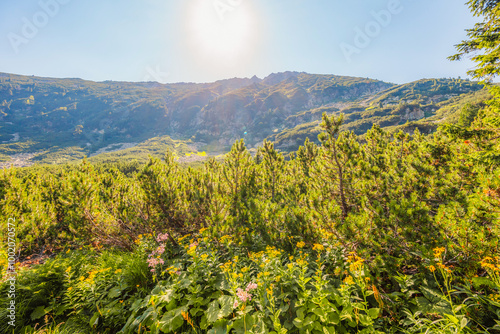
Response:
[0,71,487,166]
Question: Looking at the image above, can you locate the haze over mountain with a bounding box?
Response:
[0,71,487,166]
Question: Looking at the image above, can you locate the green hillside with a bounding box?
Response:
[0,73,486,167]
[269,79,487,150]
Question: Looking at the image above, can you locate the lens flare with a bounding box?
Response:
[183,0,261,71]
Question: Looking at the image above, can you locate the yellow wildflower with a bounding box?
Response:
[266,246,281,258]
[313,244,324,251]
[429,265,436,273]
[347,252,357,263]
[433,247,445,258]
[220,261,232,272]
[344,276,354,285]
[481,262,496,271]
[480,256,500,272]
[297,241,305,248]
[296,258,307,266]
[187,244,197,255]
[437,263,447,270]
[349,255,365,272]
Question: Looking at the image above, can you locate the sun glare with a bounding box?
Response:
[185,0,260,69]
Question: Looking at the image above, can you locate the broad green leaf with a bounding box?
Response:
[358,314,372,327]
[157,289,175,304]
[444,314,459,325]
[460,316,468,329]
[30,306,47,320]
[296,307,306,320]
[207,300,220,323]
[214,274,230,291]
[108,286,121,299]
[328,312,340,325]
[159,307,185,333]
[89,312,99,327]
[200,315,209,330]
[208,319,229,334]
[252,314,268,334]
[340,306,353,321]
[293,317,304,329]
[218,295,233,318]
[231,315,255,334]
[178,278,192,289]
[312,307,326,321]
[367,308,380,319]
[323,326,336,334]
[303,316,315,327]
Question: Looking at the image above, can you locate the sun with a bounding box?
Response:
[184,0,260,69]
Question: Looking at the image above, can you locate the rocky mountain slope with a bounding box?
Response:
[0,72,486,165]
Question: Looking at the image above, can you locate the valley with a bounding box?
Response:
[0,71,487,166]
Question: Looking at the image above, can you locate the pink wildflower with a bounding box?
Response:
[156,244,165,255]
[147,258,164,268]
[156,233,170,242]
[236,288,252,303]
[246,282,258,292]
[233,300,239,308]
[149,244,166,257]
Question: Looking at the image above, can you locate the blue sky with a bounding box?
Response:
[0,0,480,84]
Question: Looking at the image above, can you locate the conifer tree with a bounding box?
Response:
[448,0,500,165]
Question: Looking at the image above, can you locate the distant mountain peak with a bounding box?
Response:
[250,75,261,83]
[262,71,304,86]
